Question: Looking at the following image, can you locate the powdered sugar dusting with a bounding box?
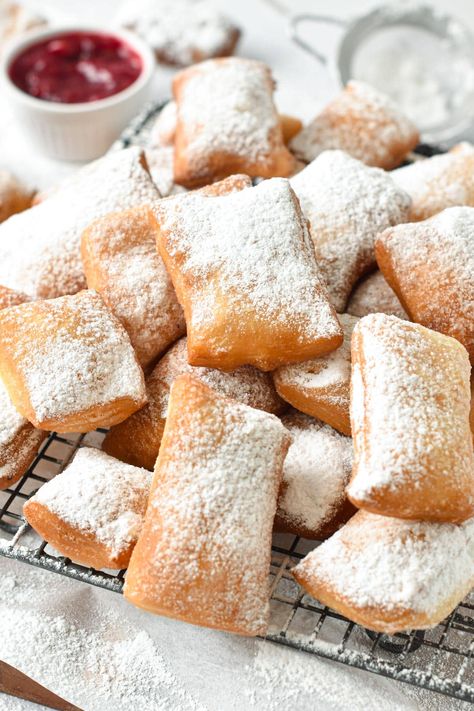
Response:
[347,270,408,320]
[29,447,151,557]
[294,511,474,617]
[156,178,341,367]
[0,378,44,482]
[0,290,146,424]
[145,145,187,197]
[291,81,418,168]
[0,147,160,299]
[277,411,353,536]
[290,150,412,311]
[149,101,177,147]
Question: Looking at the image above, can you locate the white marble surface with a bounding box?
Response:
[1,1,474,709]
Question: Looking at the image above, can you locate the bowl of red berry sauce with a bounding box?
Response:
[2,27,155,160]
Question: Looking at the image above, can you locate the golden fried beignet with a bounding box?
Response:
[279,114,302,145]
[347,314,474,522]
[0,170,34,223]
[392,143,474,221]
[0,290,146,433]
[376,207,474,362]
[0,147,160,299]
[471,377,474,441]
[0,285,30,310]
[347,270,408,320]
[82,206,185,369]
[290,150,411,311]
[0,379,46,490]
[156,178,342,371]
[124,374,290,635]
[24,447,151,569]
[291,81,419,169]
[293,510,474,634]
[274,411,355,540]
[173,58,295,187]
[103,336,286,469]
[273,313,357,435]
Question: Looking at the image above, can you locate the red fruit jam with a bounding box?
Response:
[9,31,143,103]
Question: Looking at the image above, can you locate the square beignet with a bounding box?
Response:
[124,374,290,635]
[0,147,160,299]
[273,313,358,436]
[290,81,419,169]
[392,142,474,221]
[347,314,474,522]
[376,206,474,362]
[23,447,152,570]
[292,510,474,634]
[103,336,286,470]
[290,150,412,311]
[0,290,146,433]
[81,206,185,369]
[155,178,343,371]
[347,270,408,320]
[274,411,355,540]
[0,379,46,490]
[173,57,295,187]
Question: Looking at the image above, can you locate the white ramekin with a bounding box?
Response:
[0,26,156,161]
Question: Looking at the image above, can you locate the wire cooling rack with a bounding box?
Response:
[1,431,474,703]
[1,103,471,702]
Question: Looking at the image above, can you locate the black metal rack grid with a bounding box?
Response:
[1,431,474,703]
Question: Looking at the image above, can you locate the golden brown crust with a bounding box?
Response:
[0,171,34,223]
[0,422,46,491]
[279,114,303,145]
[0,285,30,310]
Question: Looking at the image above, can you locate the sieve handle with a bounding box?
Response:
[290,13,347,65]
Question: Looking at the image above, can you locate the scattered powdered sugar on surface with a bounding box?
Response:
[83,208,185,367]
[0,147,160,298]
[131,377,290,634]
[291,80,418,167]
[274,313,357,399]
[0,290,145,422]
[277,411,353,534]
[177,58,280,171]
[117,0,238,66]
[392,143,474,220]
[290,150,411,311]
[157,178,339,342]
[348,314,473,498]
[30,447,152,556]
[377,206,474,351]
[295,512,474,615]
[347,270,408,319]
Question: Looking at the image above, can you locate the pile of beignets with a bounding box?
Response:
[0,57,473,638]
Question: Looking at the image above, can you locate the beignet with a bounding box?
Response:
[23,447,151,570]
[376,206,474,362]
[347,314,474,522]
[290,150,412,311]
[82,206,185,369]
[0,147,160,299]
[290,81,419,169]
[0,170,34,222]
[274,411,354,540]
[124,374,290,635]
[0,285,30,310]
[273,313,358,436]
[347,270,408,320]
[392,142,474,221]
[155,178,342,371]
[0,379,46,490]
[293,511,474,634]
[0,290,147,433]
[103,336,285,470]
[173,58,295,187]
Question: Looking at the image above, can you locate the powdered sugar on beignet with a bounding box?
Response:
[275,411,354,540]
[348,315,474,522]
[347,270,408,320]
[376,206,474,361]
[124,374,290,635]
[290,150,412,311]
[156,178,342,371]
[291,81,419,169]
[293,510,474,633]
[24,447,152,568]
[0,147,160,299]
